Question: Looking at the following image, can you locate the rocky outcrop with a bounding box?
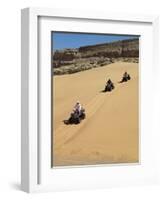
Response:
[78,38,139,58]
[53,38,139,75]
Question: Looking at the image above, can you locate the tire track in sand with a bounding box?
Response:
[54,93,100,133]
[53,79,133,150]
[54,92,107,150]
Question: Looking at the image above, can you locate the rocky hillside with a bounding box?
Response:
[53,38,139,75]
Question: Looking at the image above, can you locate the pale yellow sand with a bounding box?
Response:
[53,62,139,166]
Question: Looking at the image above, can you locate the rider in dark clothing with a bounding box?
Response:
[107,79,112,85]
[105,78,114,91]
[123,71,128,79]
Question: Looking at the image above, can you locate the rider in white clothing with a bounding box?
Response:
[73,101,82,114]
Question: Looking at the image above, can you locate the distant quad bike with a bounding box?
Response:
[121,73,131,82]
[104,81,115,92]
[67,108,86,124]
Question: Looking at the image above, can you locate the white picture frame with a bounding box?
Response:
[21,7,159,193]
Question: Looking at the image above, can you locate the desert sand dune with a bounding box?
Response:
[53,62,139,166]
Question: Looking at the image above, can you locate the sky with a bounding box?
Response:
[52,32,139,50]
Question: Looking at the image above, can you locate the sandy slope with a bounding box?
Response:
[53,62,139,166]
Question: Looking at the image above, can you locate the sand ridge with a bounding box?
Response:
[53,62,139,166]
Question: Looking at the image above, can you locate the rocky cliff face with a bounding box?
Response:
[53,38,139,75]
[78,38,139,58]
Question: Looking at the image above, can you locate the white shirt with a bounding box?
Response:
[73,103,82,112]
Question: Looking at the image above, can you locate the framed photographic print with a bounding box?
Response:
[21,8,159,193]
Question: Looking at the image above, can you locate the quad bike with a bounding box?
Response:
[120,74,131,82]
[104,82,115,92]
[65,108,86,124]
